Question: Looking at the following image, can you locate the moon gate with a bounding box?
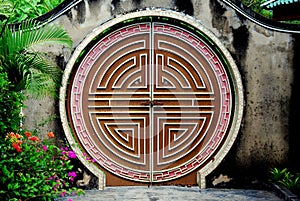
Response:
[60,10,244,187]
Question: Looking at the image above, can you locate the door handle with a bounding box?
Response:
[152,100,163,106]
[140,100,163,106]
[141,101,152,105]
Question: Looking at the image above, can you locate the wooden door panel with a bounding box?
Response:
[150,22,224,182]
[78,23,153,182]
[65,17,239,186]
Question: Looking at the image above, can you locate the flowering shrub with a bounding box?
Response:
[0,131,85,201]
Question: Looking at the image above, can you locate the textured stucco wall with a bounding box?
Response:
[23,0,297,182]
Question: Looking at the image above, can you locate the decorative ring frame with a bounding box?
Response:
[59,9,244,189]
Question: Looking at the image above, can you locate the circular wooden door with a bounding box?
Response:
[60,10,243,186]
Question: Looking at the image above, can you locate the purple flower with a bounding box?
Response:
[68,171,77,177]
[68,171,77,182]
[68,199,73,201]
[42,145,48,151]
[91,158,96,163]
[68,151,77,159]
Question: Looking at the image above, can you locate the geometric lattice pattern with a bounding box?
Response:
[69,21,232,183]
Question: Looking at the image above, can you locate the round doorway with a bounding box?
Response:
[60,9,243,188]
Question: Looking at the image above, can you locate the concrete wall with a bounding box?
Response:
[23,0,299,182]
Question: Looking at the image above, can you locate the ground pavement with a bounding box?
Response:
[55,186,283,201]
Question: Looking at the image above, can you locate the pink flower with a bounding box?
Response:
[15,133,22,139]
[59,191,67,197]
[9,132,15,138]
[42,145,48,151]
[68,151,77,159]
[68,171,77,182]
[68,171,77,177]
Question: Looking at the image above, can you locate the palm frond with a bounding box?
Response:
[0,19,72,97]
[26,70,58,98]
[14,50,62,96]
[0,1,13,18]
[20,51,62,81]
[4,20,72,58]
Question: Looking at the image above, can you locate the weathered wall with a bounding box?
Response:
[23,0,298,182]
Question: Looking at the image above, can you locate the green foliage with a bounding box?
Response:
[240,0,273,19]
[242,0,263,8]
[0,0,13,21]
[259,9,273,19]
[0,20,72,97]
[0,0,65,24]
[0,131,85,201]
[240,0,300,23]
[269,167,300,192]
[0,67,24,134]
[269,167,288,181]
[282,20,300,25]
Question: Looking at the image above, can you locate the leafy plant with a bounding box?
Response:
[0,0,72,136]
[0,0,13,21]
[240,0,273,19]
[269,167,300,193]
[269,167,288,181]
[0,66,24,134]
[0,131,86,201]
[0,20,72,97]
[0,0,65,24]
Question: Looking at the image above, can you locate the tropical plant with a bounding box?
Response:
[0,0,13,22]
[0,20,72,97]
[0,0,65,24]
